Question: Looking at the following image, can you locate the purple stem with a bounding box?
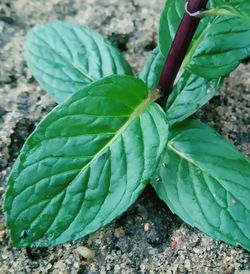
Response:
[157,0,209,106]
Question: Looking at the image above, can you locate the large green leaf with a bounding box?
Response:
[4,75,169,247]
[152,120,250,251]
[188,16,250,78]
[25,22,132,103]
[139,48,222,125]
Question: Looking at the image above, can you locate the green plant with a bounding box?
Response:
[4,0,250,250]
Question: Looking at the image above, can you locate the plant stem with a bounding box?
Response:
[157,0,209,107]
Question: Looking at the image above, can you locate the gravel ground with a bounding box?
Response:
[0,0,250,273]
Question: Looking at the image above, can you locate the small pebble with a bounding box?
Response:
[54,261,66,270]
[114,264,121,273]
[1,254,8,260]
[144,223,150,232]
[73,262,79,268]
[76,246,95,259]
[114,227,125,238]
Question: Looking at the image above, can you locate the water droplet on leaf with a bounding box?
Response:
[231,199,236,205]
[155,176,162,183]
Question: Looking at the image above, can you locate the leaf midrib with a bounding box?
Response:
[34,33,95,82]
[203,6,250,24]
[168,134,239,186]
[168,140,224,182]
[168,140,250,191]
[67,94,154,187]
[10,93,154,240]
[168,140,250,242]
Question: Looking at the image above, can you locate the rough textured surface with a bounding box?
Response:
[0,0,249,273]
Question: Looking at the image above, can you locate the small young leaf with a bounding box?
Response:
[4,75,169,247]
[25,22,132,103]
[139,48,165,90]
[158,0,185,58]
[152,120,250,251]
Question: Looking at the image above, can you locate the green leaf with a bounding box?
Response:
[139,48,165,90]
[25,22,133,103]
[166,72,223,125]
[152,120,250,251]
[209,1,250,18]
[139,48,222,125]
[188,16,250,78]
[158,0,185,57]
[4,75,169,247]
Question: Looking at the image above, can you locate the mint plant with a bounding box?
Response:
[4,0,250,250]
